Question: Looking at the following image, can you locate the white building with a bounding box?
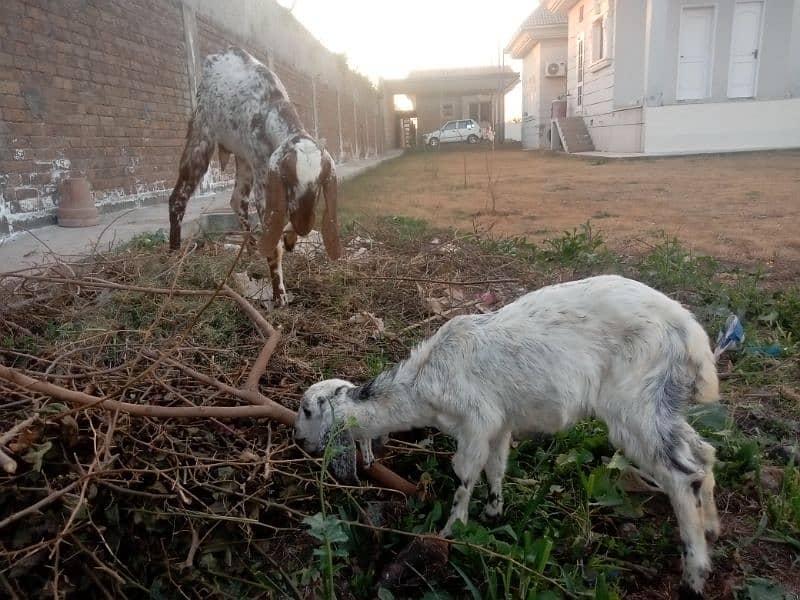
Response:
[508,0,800,154]
[505,6,569,150]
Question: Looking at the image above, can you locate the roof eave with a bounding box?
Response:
[505,31,535,58]
[505,24,568,58]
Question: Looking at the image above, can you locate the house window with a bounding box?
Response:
[441,103,454,119]
[592,17,605,62]
[578,5,584,22]
[468,102,479,120]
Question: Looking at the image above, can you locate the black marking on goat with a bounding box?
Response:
[350,379,376,402]
[647,331,696,474]
[692,480,703,507]
[666,438,695,475]
[250,113,265,132]
[677,585,704,600]
[488,491,499,505]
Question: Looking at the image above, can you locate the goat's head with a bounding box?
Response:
[260,136,342,260]
[294,379,358,483]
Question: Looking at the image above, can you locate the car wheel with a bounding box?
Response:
[467,134,478,144]
[428,137,439,148]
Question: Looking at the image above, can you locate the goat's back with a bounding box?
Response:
[195,47,293,156]
[403,275,718,434]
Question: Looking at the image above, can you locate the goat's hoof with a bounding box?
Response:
[677,584,704,600]
[480,508,503,524]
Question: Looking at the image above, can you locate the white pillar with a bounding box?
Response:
[644,0,669,106]
[311,76,319,139]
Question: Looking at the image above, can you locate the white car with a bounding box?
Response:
[423,119,483,147]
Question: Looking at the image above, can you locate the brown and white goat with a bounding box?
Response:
[167,46,341,306]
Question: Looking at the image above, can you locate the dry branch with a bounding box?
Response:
[0,365,417,496]
[0,364,291,420]
[0,447,17,474]
[0,414,39,446]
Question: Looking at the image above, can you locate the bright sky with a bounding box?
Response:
[276,0,537,119]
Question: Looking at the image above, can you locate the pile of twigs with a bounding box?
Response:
[0,223,545,597]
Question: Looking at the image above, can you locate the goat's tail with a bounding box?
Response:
[687,321,720,405]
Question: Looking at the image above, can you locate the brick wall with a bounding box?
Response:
[0,0,383,237]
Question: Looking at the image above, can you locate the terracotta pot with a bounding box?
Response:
[57,177,99,227]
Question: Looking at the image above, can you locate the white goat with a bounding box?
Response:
[294,275,722,598]
[167,46,342,306]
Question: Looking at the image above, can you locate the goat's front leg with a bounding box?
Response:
[230,157,255,249]
[358,438,375,467]
[282,222,298,252]
[252,173,288,307]
[267,242,287,307]
[482,429,511,521]
[441,433,490,537]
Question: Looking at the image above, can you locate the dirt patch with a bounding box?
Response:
[341,147,800,280]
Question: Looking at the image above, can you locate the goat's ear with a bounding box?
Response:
[320,152,343,260]
[259,162,287,257]
[322,424,359,485]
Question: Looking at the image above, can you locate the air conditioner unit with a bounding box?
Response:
[545,62,566,77]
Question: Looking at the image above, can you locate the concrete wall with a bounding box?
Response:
[564,0,646,152]
[505,121,522,142]
[612,0,647,108]
[791,0,800,97]
[643,97,800,153]
[521,37,567,150]
[0,0,382,238]
[521,43,541,149]
[414,94,462,137]
[566,0,615,118]
[540,39,569,144]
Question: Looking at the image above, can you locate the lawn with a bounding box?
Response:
[339,147,800,282]
[0,152,799,599]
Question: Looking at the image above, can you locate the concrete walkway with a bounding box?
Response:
[0,150,402,274]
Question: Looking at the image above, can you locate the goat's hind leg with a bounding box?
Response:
[656,426,714,598]
[168,118,214,250]
[608,416,713,598]
[682,422,720,542]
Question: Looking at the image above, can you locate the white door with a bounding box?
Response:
[677,7,714,100]
[727,1,763,98]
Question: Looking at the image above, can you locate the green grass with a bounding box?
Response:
[289,220,800,599]
[5,211,798,600]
